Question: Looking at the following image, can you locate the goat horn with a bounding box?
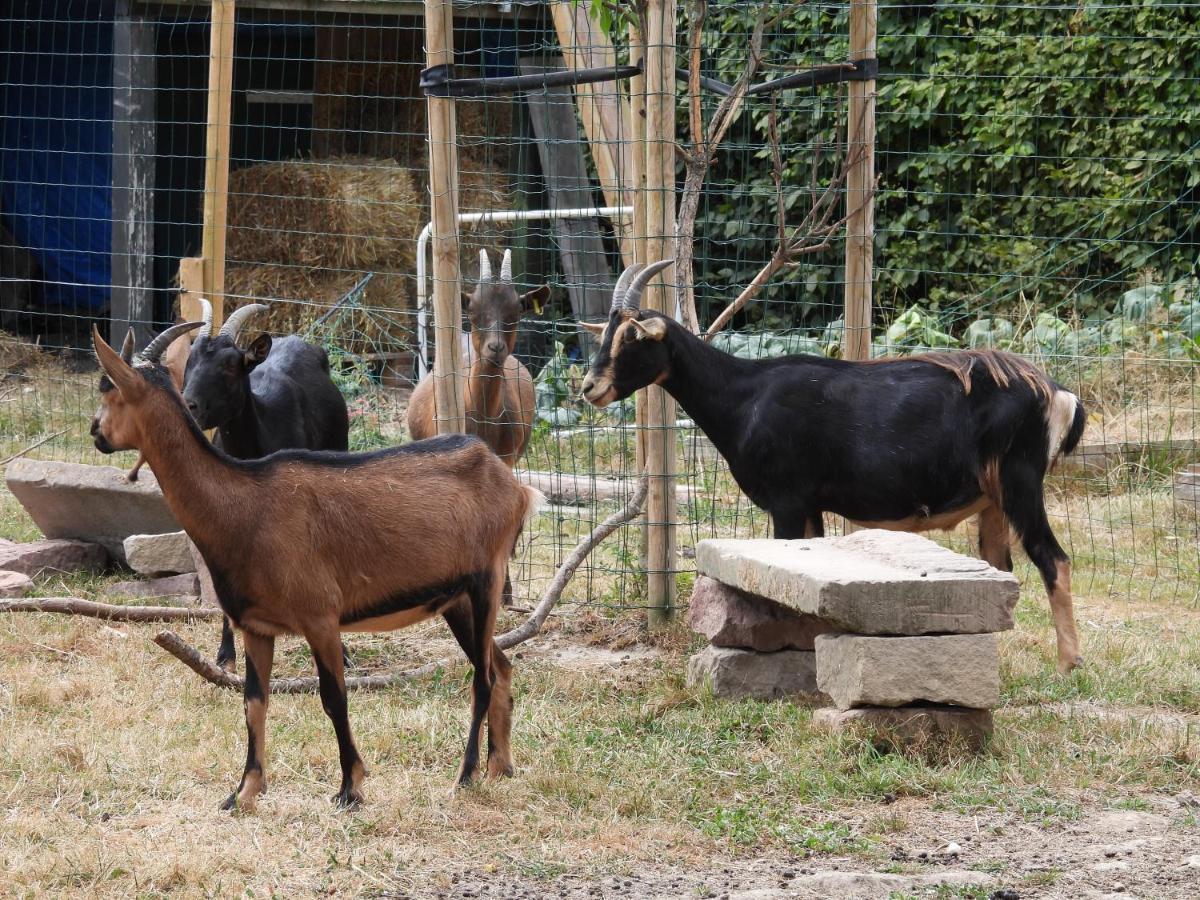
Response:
[139,321,205,365]
[500,249,513,284]
[479,249,493,283]
[622,259,674,311]
[219,303,269,341]
[197,297,213,337]
[120,328,135,364]
[611,264,645,312]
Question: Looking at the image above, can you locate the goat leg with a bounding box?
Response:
[216,616,238,673]
[221,631,274,812]
[309,624,366,807]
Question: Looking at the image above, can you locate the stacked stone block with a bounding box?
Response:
[686,530,1019,749]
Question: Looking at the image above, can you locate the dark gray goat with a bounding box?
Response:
[183,300,350,670]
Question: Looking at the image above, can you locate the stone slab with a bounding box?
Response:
[696,530,1018,636]
[188,537,219,610]
[0,570,33,597]
[0,539,109,578]
[108,573,199,600]
[813,705,994,751]
[5,459,181,560]
[123,531,195,576]
[816,633,1000,710]
[687,575,834,652]
[686,645,826,702]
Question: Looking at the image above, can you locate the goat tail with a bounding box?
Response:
[1047,388,1086,468]
[520,485,547,525]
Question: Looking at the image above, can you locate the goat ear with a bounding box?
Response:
[520,284,550,314]
[92,324,141,395]
[577,320,606,338]
[630,317,669,342]
[244,333,272,368]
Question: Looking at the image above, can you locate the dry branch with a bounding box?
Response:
[0,428,69,466]
[704,96,878,341]
[0,597,222,622]
[152,475,651,693]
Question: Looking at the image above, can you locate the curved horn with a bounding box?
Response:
[610,263,645,312]
[500,249,513,284]
[218,303,268,341]
[139,321,205,364]
[478,249,493,283]
[120,328,135,364]
[197,297,213,337]
[623,259,675,311]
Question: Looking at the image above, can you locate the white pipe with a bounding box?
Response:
[415,205,634,379]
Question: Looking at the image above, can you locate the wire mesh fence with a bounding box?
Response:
[0,1,1196,621]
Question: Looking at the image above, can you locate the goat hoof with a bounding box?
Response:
[486,762,514,779]
[1057,655,1084,675]
[332,789,363,809]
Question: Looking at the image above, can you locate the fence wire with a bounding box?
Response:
[0,1,1196,620]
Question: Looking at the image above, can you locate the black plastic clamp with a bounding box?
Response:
[421,61,643,98]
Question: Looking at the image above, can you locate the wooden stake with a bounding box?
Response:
[178,256,205,324]
[200,0,236,332]
[843,0,876,362]
[640,0,678,627]
[425,0,466,434]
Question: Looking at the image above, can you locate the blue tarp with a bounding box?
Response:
[1,1,114,312]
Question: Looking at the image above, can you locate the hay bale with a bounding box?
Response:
[226,158,421,273]
[219,265,412,355]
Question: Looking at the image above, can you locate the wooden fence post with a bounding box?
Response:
[640,0,678,627]
[199,0,236,333]
[425,0,466,434]
[843,0,876,362]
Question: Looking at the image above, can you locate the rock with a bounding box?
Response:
[816,633,1000,709]
[696,530,1018,636]
[686,645,826,701]
[5,459,181,560]
[687,575,833,651]
[813,706,994,751]
[0,569,33,597]
[108,573,199,600]
[1184,855,1200,869]
[123,531,195,576]
[0,538,108,577]
[188,537,219,610]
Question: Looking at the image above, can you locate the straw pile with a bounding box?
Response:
[227,157,421,273]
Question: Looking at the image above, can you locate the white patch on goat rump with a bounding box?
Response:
[1046,390,1079,468]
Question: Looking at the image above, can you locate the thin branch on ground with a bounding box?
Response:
[152,475,651,694]
[0,597,222,622]
[0,428,69,466]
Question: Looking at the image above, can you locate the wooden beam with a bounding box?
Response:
[843,0,876,362]
[111,0,157,349]
[200,0,236,332]
[550,2,636,266]
[640,0,678,628]
[522,56,615,327]
[178,256,205,323]
[425,0,466,433]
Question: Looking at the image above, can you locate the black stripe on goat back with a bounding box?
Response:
[340,573,480,627]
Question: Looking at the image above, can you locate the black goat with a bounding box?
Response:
[183,300,350,670]
[581,261,1087,674]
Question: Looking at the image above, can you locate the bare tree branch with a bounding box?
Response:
[151,476,651,693]
[0,597,221,622]
[0,429,69,466]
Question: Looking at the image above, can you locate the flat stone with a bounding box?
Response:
[686,645,826,702]
[188,537,219,610]
[816,633,1000,710]
[0,538,109,577]
[813,705,994,751]
[123,531,195,577]
[687,575,834,652]
[0,569,33,597]
[696,530,1019,636]
[108,573,199,600]
[5,459,181,560]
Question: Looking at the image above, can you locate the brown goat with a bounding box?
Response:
[407,249,548,466]
[90,323,541,810]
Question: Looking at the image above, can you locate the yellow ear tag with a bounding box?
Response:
[532,295,544,315]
